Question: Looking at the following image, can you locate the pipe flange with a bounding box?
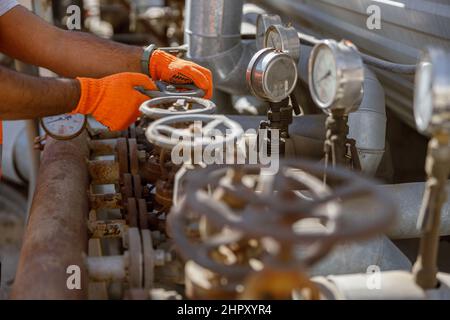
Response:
[121,173,134,199]
[126,198,139,228]
[142,229,155,289]
[127,228,143,288]
[116,138,129,176]
[138,199,149,230]
[129,139,139,175]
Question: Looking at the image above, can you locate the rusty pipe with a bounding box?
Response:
[11,133,90,300]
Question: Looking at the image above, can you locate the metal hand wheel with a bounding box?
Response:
[145,114,244,151]
[139,96,216,120]
[168,160,396,271]
[168,199,259,279]
[136,81,205,99]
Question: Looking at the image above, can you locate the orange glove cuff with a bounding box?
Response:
[73,77,118,130]
[73,77,104,115]
[149,49,175,81]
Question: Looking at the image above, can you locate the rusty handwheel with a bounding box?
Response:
[168,197,261,279]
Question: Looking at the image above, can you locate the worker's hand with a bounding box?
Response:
[72,73,157,131]
[149,50,213,99]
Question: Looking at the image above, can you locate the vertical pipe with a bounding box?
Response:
[11,133,89,299]
[185,0,256,95]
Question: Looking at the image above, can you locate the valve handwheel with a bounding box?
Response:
[136,81,205,99]
[168,160,396,277]
[140,96,216,120]
[169,201,255,279]
[144,115,244,151]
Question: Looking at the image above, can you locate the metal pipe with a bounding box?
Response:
[11,133,90,300]
[311,271,450,300]
[2,121,31,184]
[348,67,387,176]
[87,256,127,282]
[309,236,412,277]
[185,0,257,95]
[379,181,450,239]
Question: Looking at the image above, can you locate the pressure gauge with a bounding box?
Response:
[41,114,87,140]
[309,40,364,114]
[264,24,300,62]
[256,14,282,50]
[247,48,298,103]
[414,47,450,133]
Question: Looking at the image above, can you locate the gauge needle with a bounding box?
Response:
[46,115,72,124]
[318,70,332,83]
[46,117,66,124]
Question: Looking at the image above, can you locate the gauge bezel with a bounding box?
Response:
[263,24,301,62]
[247,48,298,103]
[40,114,87,140]
[308,40,364,114]
[413,47,450,134]
[256,14,282,51]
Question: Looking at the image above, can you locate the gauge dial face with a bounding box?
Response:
[256,14,282,50]
[264,55,298,102]
[41,114,87,140]
[265,28,283,51]
[312,46,337,107]
[414,61,433,132]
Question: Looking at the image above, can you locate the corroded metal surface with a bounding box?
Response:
[88,160,120,185]
[11,134,90,299]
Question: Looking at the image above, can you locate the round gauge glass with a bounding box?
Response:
[265,27,283,50]
[264,54,298,102]
[414,60,433,132]
[41,114,87,140]
[311,46,337,107]
[256,14,282,50]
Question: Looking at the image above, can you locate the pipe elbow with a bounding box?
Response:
[348,67,387,175]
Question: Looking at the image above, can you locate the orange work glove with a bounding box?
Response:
[72,73,156,131]
[149,50,213,99]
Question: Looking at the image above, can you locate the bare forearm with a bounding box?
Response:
[0,66,80,120]
[53,30,143,78]
[0,6,143,78]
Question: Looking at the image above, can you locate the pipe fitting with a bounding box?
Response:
[185,0,257,95]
